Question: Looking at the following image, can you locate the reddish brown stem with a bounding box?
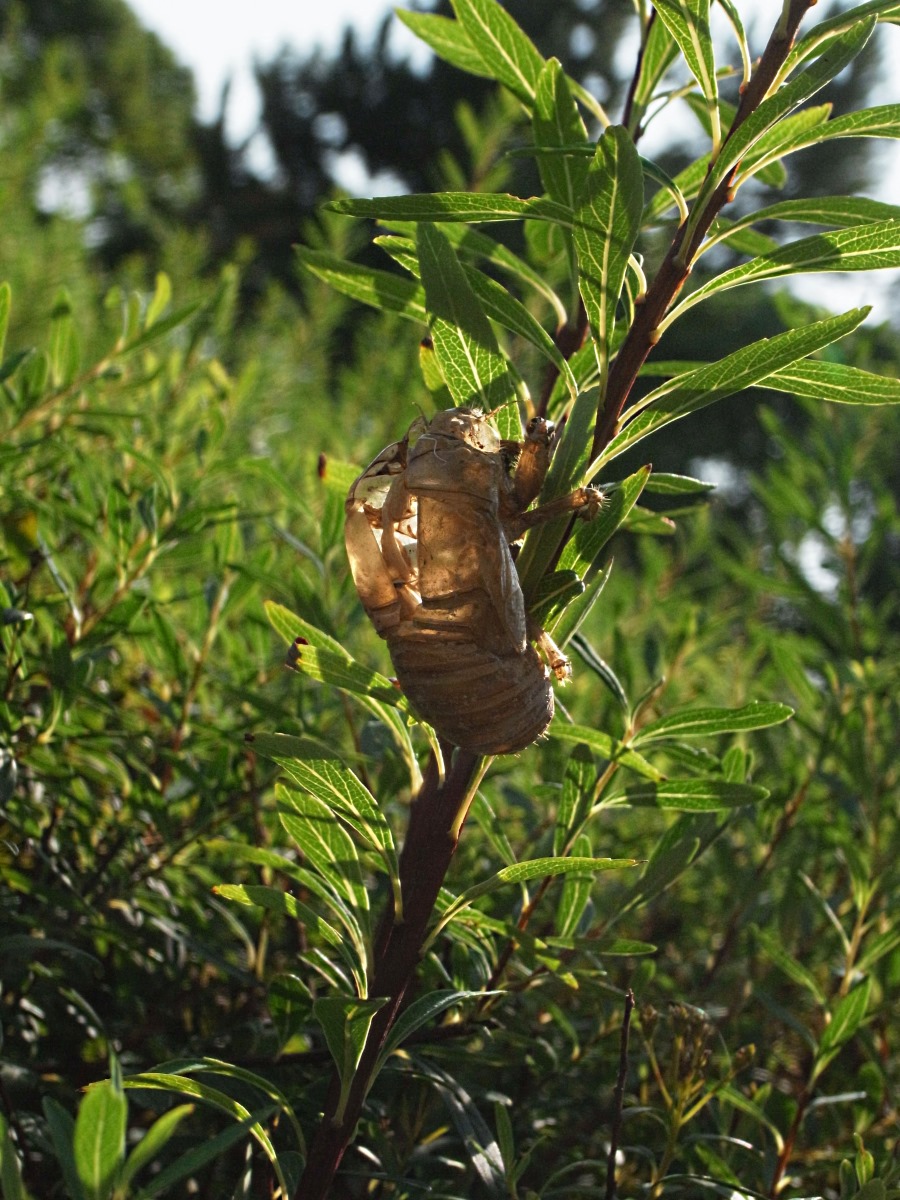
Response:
[592,0,816,462]
[295,748,479,1199]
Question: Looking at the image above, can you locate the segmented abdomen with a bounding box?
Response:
[386,628,553,755]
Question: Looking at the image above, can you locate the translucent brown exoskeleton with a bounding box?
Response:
[343,407,602,755]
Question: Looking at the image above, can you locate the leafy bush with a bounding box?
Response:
[2,2,900,1199]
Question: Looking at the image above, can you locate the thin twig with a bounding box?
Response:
[605,989,635,1200]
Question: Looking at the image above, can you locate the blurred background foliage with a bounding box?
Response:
[1,0,899,1196]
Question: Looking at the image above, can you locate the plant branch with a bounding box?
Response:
[592,0,816,461]
[295,747,480,1200]
[604,988,635,1200]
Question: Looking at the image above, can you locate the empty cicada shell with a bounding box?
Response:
[344,407,601,755]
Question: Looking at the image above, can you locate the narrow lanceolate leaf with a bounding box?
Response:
[265,602,420,784]
[429,856,640,946]
[378,990,493,1068]
[653,0,719,145]
[297,247,425,321]
[739,103,900,182]
[452,0,546,106]
[786,3,900,73]
[598,309,868,465]
[285,638,406,708]
[573,126,644,385]
[633,701,794,746]
[470,272,577,396]
[0,1113,30,1200]
[394,9,490,78]
[754,926,826,1004]
[214,883,344,948]
[688,17,876,231]
[704,196,900,254]
[737,103,832,180]
[760,358,900,405]
[549,719,664,781]
[327,192,571,225]
[560,465,652,574]
[276,785,369,915]
[73,1080,127,1200]
[814,978,873,1081]
[382,218,569,326]
[417,223,518,421]
[533,58,589,208]
[629,15,679,131]
[313,997,389,1122]
[252,733,395,854]
[554,743,596,855]
[671,220,900,320]
[611,779,769,810]
[121,1075,288,1196]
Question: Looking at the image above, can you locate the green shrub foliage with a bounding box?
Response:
[2,2,900,1198]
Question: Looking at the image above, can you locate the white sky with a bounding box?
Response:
[129,0,418,140]
[126,0,898,317]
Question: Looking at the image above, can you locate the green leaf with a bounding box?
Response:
[745,102,900,179]
[643,471,716,495]
[599,308,867,464]
[122,1075,288,1196]
[514,385,602,599]
[452,0,546,105]
[430,855,639,948]
[672,220,900,319]
[276,784,370,915]
[556,834,596,937]
[569,632,631,710]
[629,15,679,132]
[119,303,201,356]
[284,639,407,708]
[381,218,569,326]
[554,743,596,854]
[117,1105,195,1194]
[705,197,900,258]
[754,926,826,1004]
[621,814,712,912]
[0,1114,31,1200]
[252,732,396,855]
[549,719,664,781]
[759,358,900,406]
[814,979,873,1080]
[395,9,490,78]
[573,125,644,385]
[213,882,344,948]
[264,603,421,784]
[131,1113,268,1199]
[297,247,426,321]
[42,1098,84,1200]
[73,1080,126,1200]
[560,465,652,574]
[633,701,794,745]
[611,779,769,810]
[327,191,571,225]
[0,282,10,366]
[737,102,831,180]
[687,17,876,232]
[378,989,493,1068]
[313,996,389,1122]
[653,0,719,145]
[417,223,518,424]
[533,58,589,208]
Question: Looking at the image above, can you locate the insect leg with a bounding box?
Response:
[344,510,402,633]
[506,485,603,539]
[511,417,556,509]
[527,615,572,682]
